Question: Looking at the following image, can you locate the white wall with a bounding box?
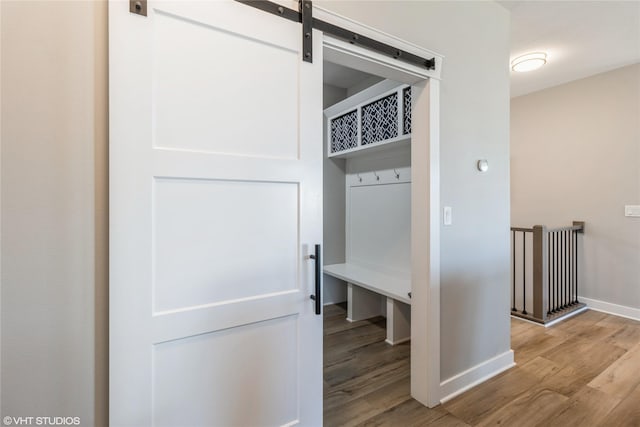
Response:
[346,75,384,97]
[0,1,108,425]
[511,63,640,311]
[316,1,512,382]
[346,150,412,276]
[323,83,348,304]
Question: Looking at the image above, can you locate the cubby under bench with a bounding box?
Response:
[323,263,411,345]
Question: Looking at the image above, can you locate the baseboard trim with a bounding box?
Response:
[509,306,589,328]
[543,306,588,327]
[439,350,515,404]
[579,296,640,322]
[323,300,347,307]
[385,337,410,346]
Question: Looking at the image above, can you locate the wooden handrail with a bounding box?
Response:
[547,225,584,232]
[510,227,534,232]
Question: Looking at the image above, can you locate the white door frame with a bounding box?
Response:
[316,6,443,408]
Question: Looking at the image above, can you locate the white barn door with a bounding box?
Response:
[109,1,323,425]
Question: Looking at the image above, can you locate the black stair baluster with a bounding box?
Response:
[551,232,554,313]
[565,230,569,308]
[512,230,517,312]
[522,231,527,315]
[575,230,579,304]
[551,231,555,312]
[569,229,572,306]
[571,230,578,304]
[557,230,561,311]
[547,231,551,315]
[560,230,567,309]
[553,231,560,311]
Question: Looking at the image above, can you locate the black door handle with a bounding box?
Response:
[309,244,321,315]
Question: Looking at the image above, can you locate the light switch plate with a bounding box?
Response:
[443,206,452,225]
[625,205,640,217]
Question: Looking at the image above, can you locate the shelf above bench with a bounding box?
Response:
[327,135,410,159]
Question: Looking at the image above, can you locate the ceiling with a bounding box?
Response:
[323,2,639,97]
[323,61,376,89]
[501,1,640,97]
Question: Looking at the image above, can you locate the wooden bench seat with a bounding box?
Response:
[323,263,411,345]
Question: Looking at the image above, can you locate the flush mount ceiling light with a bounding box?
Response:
[511,52,547,72]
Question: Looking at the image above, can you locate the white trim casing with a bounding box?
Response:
[579,297,640,322]
[439,350,515,404]
[315,6,443,83]
[0,1,3,410]
[410,78,441,408]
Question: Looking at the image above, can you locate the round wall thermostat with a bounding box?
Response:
[477,159,489,172]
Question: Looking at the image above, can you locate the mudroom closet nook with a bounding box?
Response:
[323,73,413,345]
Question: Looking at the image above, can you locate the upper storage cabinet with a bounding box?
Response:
[325,80,411,158]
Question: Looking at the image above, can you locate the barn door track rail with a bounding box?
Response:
[236,0,436,70]
[128,0,436,70]
[128,0,436,69]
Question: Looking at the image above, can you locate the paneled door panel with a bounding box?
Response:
[152,9,300,158]
[109,1,323,425]
[152,315,299,427]
[153,178,299,313]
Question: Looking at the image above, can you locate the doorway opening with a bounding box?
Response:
[316,6,443,409]
[321,60,413,422]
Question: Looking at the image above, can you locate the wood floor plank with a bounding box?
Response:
[324,305,384,336]
[589,342,640,400]
[576,324,624,343]
[603,322,640,350]
[426,413,471,427]
[443,368,540,425]
[542,336,627,381]
[535,386,621,427]
[595,313,639,330]
[529,364,585,396]
[519,355,562,380]
[545,310,609,338]
[357,398,452,427]
[324,302,348,317]
[510,317,538,337]
[324,341,409,387]
[328,339,409,370]
[324,378,412,427]
[511,328,566,364]
[601,383,640,426]
[324,317,387,367]
[324,358,409,410]
[519,352,615,397]
[475,387,569,427]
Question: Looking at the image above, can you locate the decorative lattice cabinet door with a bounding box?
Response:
[325,80,411,158]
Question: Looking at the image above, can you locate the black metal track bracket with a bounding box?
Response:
[301,0,313,62]
[129,0,147,16]
[235,0,435,70]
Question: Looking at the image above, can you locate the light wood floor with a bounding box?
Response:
[323,303,640,426]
